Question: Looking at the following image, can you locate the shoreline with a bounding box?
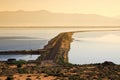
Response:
[0,30,120,79]
[0,30,120,61]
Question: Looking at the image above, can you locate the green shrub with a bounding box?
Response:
[13,60,26,68]
[26,78,31,80]
[18,68,28,74]
[6,76,13,80]
[69,75,84,80]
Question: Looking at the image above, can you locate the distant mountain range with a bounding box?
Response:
[0,10,120,26]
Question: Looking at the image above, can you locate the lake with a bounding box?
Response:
[69,31,120,64]
[0,27,120,63]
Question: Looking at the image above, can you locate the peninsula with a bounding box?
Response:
[37,32,73,65]
[0,32,74,65]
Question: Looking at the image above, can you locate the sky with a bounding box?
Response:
[0,0,120,17]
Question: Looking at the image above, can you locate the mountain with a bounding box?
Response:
[0,10,120,26]
[114,15,120,19]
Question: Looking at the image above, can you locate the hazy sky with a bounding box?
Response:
[0,0,120,17]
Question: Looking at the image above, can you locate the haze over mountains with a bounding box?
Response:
[0,10,120,27]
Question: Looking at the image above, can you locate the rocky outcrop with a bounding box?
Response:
[37,32,73,64]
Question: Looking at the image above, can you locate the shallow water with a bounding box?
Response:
[69,31,120,64]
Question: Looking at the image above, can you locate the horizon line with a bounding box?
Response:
[0,26,120,28]
[0,10,116,17]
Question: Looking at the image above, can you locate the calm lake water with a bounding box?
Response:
[0,27,120,63]
[69,31,120,64]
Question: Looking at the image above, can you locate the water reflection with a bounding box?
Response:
[0,55,40,61]
[77,34,120,43]
[69,31,120,64]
